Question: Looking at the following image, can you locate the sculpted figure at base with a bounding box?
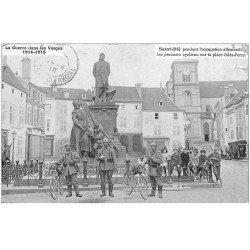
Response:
[70,100,96,157]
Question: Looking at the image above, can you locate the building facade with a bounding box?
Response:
[166,59,248,153]
[1,64,27,162]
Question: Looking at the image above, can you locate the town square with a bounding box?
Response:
[1,43,249,203]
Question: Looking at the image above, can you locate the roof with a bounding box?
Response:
[112,85,141,102]
[199,80,248,98]
[2,64,27,93]
[141,87,183,112]
[224,91,248,108]
[17,77,47,94]
[41,86,93,100]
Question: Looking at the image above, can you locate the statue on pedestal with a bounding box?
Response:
[93,53,116,102]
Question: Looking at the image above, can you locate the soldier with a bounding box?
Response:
[146,142,163,198]
[97,138,117,197]
[57,142,83,197]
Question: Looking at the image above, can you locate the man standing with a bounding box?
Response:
[181,148,190,176]
[208,148,222,184]
[93,53,111,102]
[57,142,83,197]
[170,148,182,182]
[97,138,117,197]
[146,142,163,198]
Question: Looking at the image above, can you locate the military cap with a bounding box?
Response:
[103,138,109,143]
[64,142,71,147]
[200,149,206,153]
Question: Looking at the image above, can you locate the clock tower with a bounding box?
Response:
[170,60,203,146]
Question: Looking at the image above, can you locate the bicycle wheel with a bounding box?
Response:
[123,172,134,195]
[50,175,59,200]
[138,175,148,200]
[59,176,64,195]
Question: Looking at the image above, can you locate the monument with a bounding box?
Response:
[90,53,126,158]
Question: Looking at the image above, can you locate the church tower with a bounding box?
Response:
[170,60,203,147]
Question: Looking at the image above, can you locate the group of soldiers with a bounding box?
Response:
[56,137,117,198]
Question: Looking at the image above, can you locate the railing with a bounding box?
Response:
[2,159,211,187]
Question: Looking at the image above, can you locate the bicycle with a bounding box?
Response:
[50,163,65,200]
[123,163,149,200]
[196,163,210,182]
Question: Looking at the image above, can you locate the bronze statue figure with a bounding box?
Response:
[93,53,116,102]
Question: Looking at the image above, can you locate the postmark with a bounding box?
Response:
[33,44,79,86]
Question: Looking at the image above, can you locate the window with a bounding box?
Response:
[45,139,54,156]
[120,116,127,128]
[47,119,50,132]
[19,108,24,125]
[33,107,37,126]
[17,137,23,156]
[10,105,15,124]
[60,120,67,132]
[182,68,191,82]
[2,101,6,123]
[135,105,138,110]
[134,117,140,128]
[37,91,40,102]
[29,86,32,98]
[154,125,161,135]
[12,89,14,93]
[155,113,159,119]
[60,104,67,114]
[236,127,243,139]
[33,89,36,101]
[39,109,45,127]
[2,84,4,89]
[183,91,192,106]
[45,104,51,112]
[27,105,32,125]
[173,125,180,136]
[231,130,234,139]
[246,104,249,116]
[21,93,23,97]
[158,101,163,107]
[173,113,178,120]
[41,93,43,104]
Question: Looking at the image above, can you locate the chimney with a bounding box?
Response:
[135,83,142,98]
[22,57,31,82]
[224,86,229,103]
[2,56,7,65]
[228,84,235,100]
[52,83,57,92]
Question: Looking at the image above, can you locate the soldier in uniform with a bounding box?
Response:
[57,142,83,197]
[145,142,163,198]
[97,138,117,197]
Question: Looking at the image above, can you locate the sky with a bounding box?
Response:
[3,43,248,90]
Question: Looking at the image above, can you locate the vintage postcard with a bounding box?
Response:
[1,43,249,203]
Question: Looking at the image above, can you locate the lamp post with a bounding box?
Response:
[11,130,17,162]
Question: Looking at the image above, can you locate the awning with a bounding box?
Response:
[228,140,247,146]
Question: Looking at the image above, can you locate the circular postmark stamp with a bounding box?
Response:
[33,44,79,86]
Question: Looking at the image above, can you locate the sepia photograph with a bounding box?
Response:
[1,43,249,203]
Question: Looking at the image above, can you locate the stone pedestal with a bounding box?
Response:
[89,102,126,158]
